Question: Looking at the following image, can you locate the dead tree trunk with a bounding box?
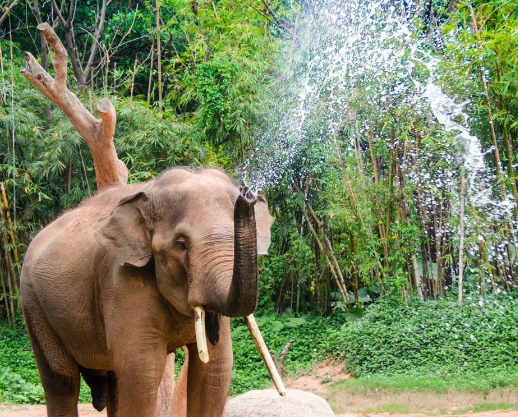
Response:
[21,23,128,190]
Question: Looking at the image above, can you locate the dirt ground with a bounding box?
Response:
[284,364,518,416]
[1,404,517,417]
[1,364,518,417]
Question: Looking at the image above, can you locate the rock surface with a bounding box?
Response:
[223,389,335,417]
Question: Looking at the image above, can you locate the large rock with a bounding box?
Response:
[223,389,335,417]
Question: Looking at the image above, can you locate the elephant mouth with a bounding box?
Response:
[205,310,221,346]
[193,306,221,363]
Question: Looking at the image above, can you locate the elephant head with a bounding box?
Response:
[93,168,274,356]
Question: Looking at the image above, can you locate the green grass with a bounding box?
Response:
[352,403,518,415]
[355,404,414,414]
[458,402,518,413]
[330,369,518,394]
[328,371,518,415]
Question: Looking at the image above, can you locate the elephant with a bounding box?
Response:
[20,168,275,417]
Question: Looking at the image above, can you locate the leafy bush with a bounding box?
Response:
[0,367,44,404]
[0,322,94,404]
[230,311,352,394]
[0,323,43,403]
[340,295,518,381]
[0,313,349,403]
[7,295,518,404]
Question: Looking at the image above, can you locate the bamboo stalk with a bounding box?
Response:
[458,164,467,306]
[0,260,12,326]
[0,192,18,305]
[245,314,286,396]
[368,131,379,185]
[0,207,17,322]
[412,255,424,301]
[303,209,348,302]
[305,202,348,295]
[5,268,15,325]
[0,183,18,266]
[130,55,138,100]
[156,0,162,111]
[385,132,395,250]
[66,154,72,194]
[413,127,429,299]
[434,211,444,296]
[468,2,505,197]
[147,38,155,103]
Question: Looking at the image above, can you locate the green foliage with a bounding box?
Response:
[0,322,99,404]
[163,0,280,158]
[230,312,349,394]
[339,295,518,383]
[0,323,43,403]
[0,368,44,404]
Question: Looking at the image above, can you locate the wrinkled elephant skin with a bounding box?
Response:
[20,168,274,417]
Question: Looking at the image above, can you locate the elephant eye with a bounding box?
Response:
[176,237,188,250]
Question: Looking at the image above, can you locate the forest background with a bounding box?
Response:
[1,0,518,408]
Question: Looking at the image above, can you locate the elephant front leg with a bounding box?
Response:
[184,317,233,417]
[111,346,168,417]
[155,353,177,417]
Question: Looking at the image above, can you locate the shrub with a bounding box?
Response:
[0,323,44,403]
[230,311,352,394]
[340,295,518,379]
[0,322,93,404]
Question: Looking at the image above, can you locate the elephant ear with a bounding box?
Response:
[255,195,275,255]
[94,192,152,267]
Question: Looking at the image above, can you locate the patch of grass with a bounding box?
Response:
[355,404,414,414]
[328,373,518,415]
[457,402,518,414]
[353,402,518,415]
[330,369,518,394]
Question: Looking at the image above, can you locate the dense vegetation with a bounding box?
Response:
[2,0,518,318]
[342,295,518,386]
[1,0,518,406]
[4,295,518,402]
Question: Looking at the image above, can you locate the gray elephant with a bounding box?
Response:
[20,168,274,417]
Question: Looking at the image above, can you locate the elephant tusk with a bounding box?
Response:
[245,314,286,396]
[194,306,210,364]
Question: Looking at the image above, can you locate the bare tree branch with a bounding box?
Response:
[50,0,67,27]
[243,0,290,33]
[0,0,22,26]
[21,23,128,190]
[48,0,108,90]
[80,0,108,87]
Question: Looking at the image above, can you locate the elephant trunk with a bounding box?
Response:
[214,187,258,318]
